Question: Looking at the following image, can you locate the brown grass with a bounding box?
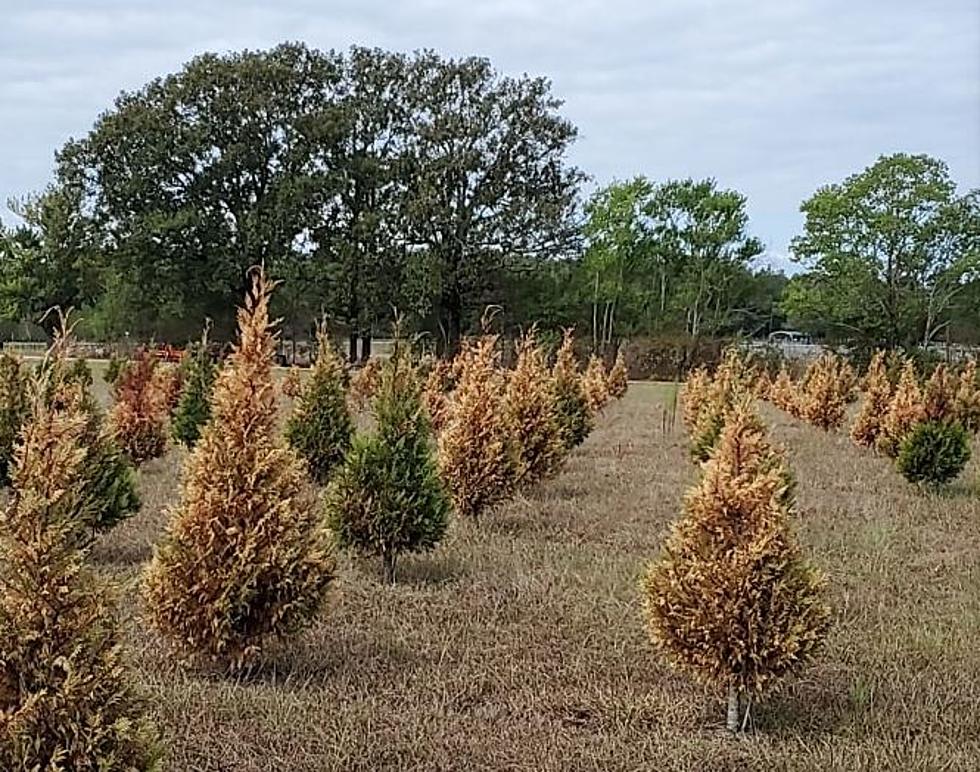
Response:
[81,374,980,771]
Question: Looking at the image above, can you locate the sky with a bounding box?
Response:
[1,0,978,273]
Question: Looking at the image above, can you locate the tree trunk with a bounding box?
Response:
[726,686,741,733]
[348,332,359,365]
[444,287,463,356]
[382,551,397,585]
[360,332,372,364]
[592,272,600,352]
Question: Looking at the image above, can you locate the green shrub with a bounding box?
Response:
[896,420,971,486]
[285,332,353,484]
[171,341,217,448]
[0,352,29,485]
[326,356,451,583]
[551,330,592,450]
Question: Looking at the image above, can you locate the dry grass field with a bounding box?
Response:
[85,372,980,771]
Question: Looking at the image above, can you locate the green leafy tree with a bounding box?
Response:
[325,352,450,583]
[784,154,980,348]
[402,53,584,352]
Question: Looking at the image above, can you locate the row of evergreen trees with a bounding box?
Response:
[0,270,629,765]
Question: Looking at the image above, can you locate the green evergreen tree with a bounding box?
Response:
[171,327,217,448]
[325,352,451,584]
[285,328,354,484]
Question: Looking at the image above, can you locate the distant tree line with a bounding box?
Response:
[0,43,977,357]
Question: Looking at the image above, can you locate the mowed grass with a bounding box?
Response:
[85,376,980,771]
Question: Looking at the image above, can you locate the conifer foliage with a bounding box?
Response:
[171,326,218,448]
[877,361,926,458]
[325,350,451,583]
[0,339,158,769]
[642,402,830,732]
[503,330,565,484]
[953,359,980,433]
[109,350,169,464]
[0,352,28,485]
[850,351,891,448]
[551,329,593,450]
[769,366,799,416]
[796,353,853,431]
[607,349,629,399]
[285,326,354,484]
[144,270,336,667]
[437,334,516,520]
[581,354,611,415]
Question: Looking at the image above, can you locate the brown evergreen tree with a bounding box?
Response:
[642,402,830,732]
[851,351,892,448]
[797,353,850,431]
[877,360,926,458]
[437,335,516,521]
[681,367,711,431]
[952,359,980,433]
[550,329,593,450]
[581,354,611,414]
[108,350,168,464]
[923,363,956,423]
[0,342,158,768]
[607,349,629,399]
[144,270,336,667]
[503,330,564,484]
[769,366,798,416]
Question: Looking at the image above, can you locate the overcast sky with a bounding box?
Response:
[2,0,978,272]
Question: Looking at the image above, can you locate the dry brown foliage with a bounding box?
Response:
[503,331,565,484]
[752,368,772,400]
[281,367,304,399]
[437,335,516,520]
[144,270,336,668]
[796,353,852,431]
[607,349,628,399]
[769,366,799,415]
[550,329,593,450]
[153,361,183,413]
[952,359,980,432]
[0,346,158,768]
[643,401,830,730]
[922,363,956,423]
[877,360,926,458]
[581,354,611,414]
[680,367,711,431]
[108,351,169,464]
[422,357,456,434]
[850,350,892,448]
[348,357,383,413]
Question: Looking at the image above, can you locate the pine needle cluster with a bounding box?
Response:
[850,351,892,448]
[0,346,158,769]
[325,351,451,583]
[642,401,830,731]
[285,328,354,485]
[437,334,517,521]
[144,270,336,668]
[109,351,169,464]
[0,352,29,485]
